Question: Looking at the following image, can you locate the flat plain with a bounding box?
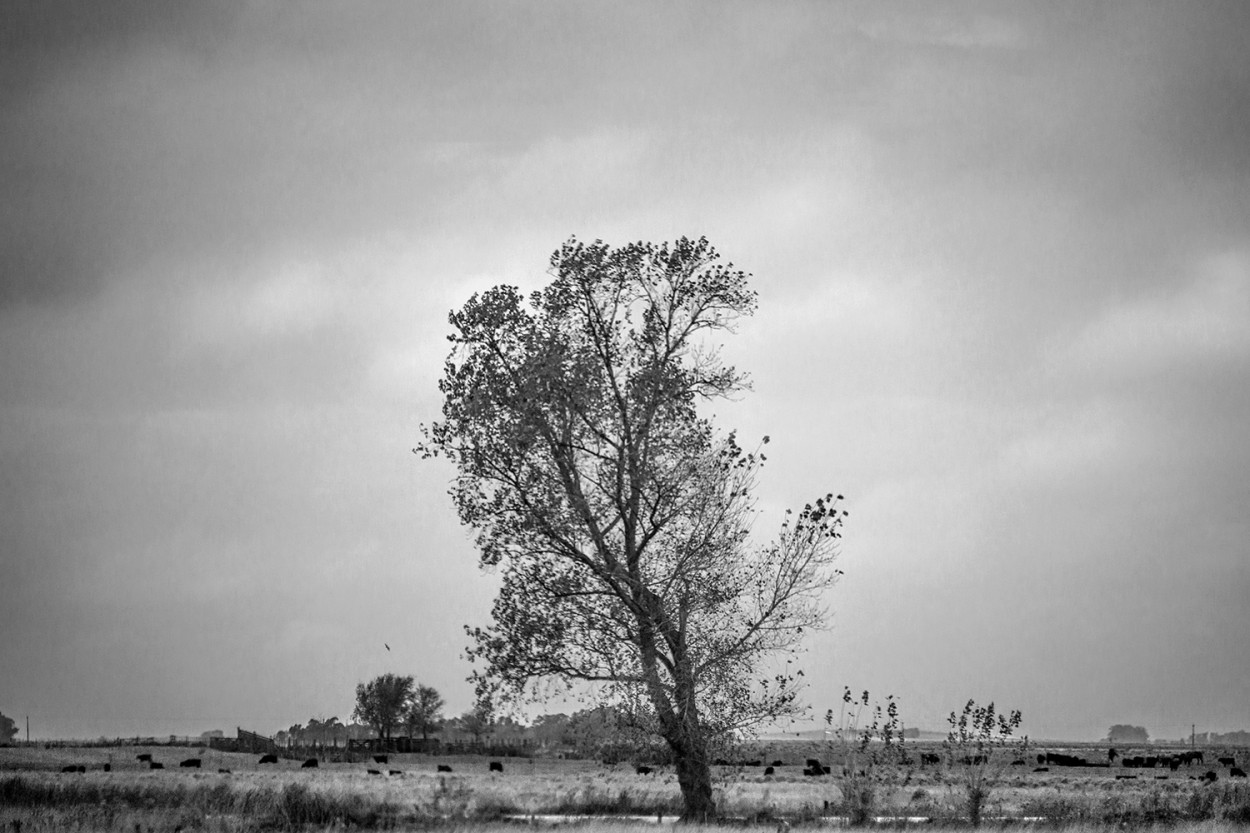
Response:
[1,741,1248,832]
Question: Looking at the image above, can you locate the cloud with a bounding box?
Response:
[1061,251,1250,376]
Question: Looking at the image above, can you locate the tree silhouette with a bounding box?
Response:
[419,237,844,820]
[353,674,414,746]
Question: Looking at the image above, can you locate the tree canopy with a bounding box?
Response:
[0,711,16,744]
[1107,724,1149,743]
[353,674,415,743]
[405,683,445,741]
[420,237,844,820]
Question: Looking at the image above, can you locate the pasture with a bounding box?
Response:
[1,742,1248,832]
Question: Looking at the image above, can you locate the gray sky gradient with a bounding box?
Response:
[2,1,1248,741]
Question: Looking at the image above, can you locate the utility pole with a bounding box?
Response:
[26,715,29,744]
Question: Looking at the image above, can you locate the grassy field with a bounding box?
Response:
[1,743,1247,831]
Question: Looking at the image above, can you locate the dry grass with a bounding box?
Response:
[0,745,1247,831]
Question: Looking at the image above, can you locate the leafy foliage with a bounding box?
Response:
[405,684,445,740]
[353,674,415,742]
[826,688,904,825]
[419,236,845,820]
[0,710,17,744]
[1107,723,1149,743]
[941,699,1026,827]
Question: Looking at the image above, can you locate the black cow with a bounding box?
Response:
[806,758,822,770]
[1037,753,1046,765]
[259,754,278,764]
[921,753,940,765]
[764,766,775,776]
[180,758,201,768]
[389,769,403,776]
[1204,771,1219,783]
[771,760,784,768]
[60,765,80,773]
[1115,775,1136,780]
[103,763,110,772]
[1218,756,1236,767]
[150,762,165,770]
[301,758,318,768]
[137,753,152,762]
[1034,767,1049,772]
[437,764,453,773]
[489,761,503,773]
[218,768,231,774]
[1011,759,1026,766]
[367,769,381,775]
[373,755,388,764]
[1231,768,1247,778]
[636,765,653,775]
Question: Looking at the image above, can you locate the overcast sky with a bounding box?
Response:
[2,1,1248,743]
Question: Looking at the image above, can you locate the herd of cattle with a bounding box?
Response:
[52,749,1246,782]
[55,751,509,776]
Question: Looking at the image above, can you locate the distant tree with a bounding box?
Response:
[405,684,445,741]
[1107,724,1149,744]
[456,701,494,745]
[354,674,415,745]
[531,712,571,747]
[0,711,17,744]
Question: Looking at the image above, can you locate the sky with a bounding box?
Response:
[2,1,1248,743]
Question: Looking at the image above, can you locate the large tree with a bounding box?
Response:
[419,237,844,820]
[353,673,414,745]
[0,711,17,744]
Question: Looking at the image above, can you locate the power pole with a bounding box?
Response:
[26,715,29,744]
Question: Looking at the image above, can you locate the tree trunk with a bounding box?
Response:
[672,740,716,822]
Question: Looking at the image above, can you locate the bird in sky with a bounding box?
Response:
[384,644,390,651]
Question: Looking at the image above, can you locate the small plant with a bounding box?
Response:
[826,688,904,826]
[940,698,1026,827]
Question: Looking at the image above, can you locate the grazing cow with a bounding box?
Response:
[806,758,822,770]
[771,760,784,768]
[1231,768,1247,779]
[764,766,775,776]
[137,753,152,762]
[1011,759,1026,766]
[1115,775,1136,780]
[1204,771,1218,783]
[489,761,504,773]
[61,765,80,773]
[1034,767,1049,773]
[437,764,453,773]
[259,754,278,764]
[103,764,111,772]
[218,769,231,774]
[921,753,940,766]
[1108,748,1118,762]
[301,758,318,768]
[150,762,164,770]
[636,765,653,775]
[389,769,402,776]
[802,768,819,776]
[1218,756,1236,767]
[373,755,388,765]
[823,766,832,775]
[180,758,201,768]
[367,769,381,775]
[1037,754,1046,765]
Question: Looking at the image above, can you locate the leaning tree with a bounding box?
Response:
[418,237,844,820]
